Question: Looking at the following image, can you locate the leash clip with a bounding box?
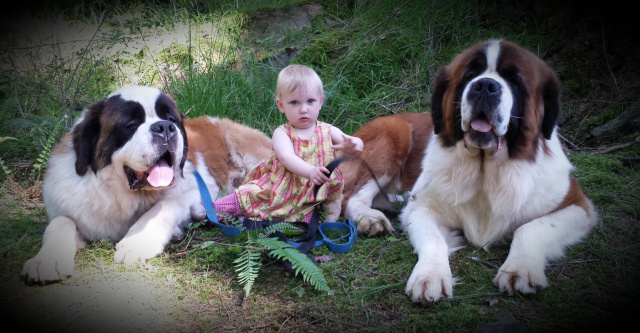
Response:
[387,191,410,203]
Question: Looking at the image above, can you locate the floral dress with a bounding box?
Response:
[236,121,343,222]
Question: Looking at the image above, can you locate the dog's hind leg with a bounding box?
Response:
[21,216,85,282]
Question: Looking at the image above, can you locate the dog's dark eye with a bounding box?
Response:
[126,120,140,129]
[500,65,521,84]
[464,70,476,80]
[464,51,487,82]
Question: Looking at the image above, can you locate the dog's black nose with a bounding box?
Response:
[471,78,501,96]
[151,120,177,141]
[466,78,503,122]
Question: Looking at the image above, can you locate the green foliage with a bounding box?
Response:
[570,153,639,215]
[233,246,262,297]
[229,222,329,297]
[0,137,17,180]
[262,236,330,292]
[0,98,21,132]
[169,56,283,133]
[31,117,66,181]
[584,102,624,129]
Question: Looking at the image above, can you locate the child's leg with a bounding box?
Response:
[213,192,243,224]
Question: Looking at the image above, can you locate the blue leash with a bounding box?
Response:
[291,217,358,254]
[193,167,357,253]
[193,169,243,237]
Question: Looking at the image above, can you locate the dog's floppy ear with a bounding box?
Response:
[72,100,104,176]
[430,66,450,134]
[541,73,562,140]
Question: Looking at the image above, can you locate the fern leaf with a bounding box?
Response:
[259,237,293,249]
[0,159,12,178]
[262,222,301,236]
[233,249,262,297]
[269,246,330,293]
[0,136,17,143]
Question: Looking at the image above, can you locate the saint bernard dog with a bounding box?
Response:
[22,85,272,283]
[341,39,598,301]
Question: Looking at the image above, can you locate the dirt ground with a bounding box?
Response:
[7,265,191,332]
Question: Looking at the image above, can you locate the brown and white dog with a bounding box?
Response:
[22,85,271,282]
[340,112,433,236]
[342,39,598,301]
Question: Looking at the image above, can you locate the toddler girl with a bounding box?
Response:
[213,64,363,223]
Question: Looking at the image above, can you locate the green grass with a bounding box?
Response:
[1,0,639,332]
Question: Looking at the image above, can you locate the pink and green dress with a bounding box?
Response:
[236,121,343,222]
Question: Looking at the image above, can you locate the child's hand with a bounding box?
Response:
[308,166,330,185]
[333,135,364,155]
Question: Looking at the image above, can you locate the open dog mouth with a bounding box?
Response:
[464,119,504,152]
[124,151,176,190]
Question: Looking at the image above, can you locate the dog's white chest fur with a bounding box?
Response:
[411,131,573,248]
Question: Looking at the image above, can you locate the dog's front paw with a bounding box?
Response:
[354,210,394,237]
[21,252,74,283]
[405,259,455,303]
[493,256,548,296]
[114,235,164,265]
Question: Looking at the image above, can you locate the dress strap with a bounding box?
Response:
[279,123,294,140]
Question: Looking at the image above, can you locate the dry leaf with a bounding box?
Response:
[314,254,336,263]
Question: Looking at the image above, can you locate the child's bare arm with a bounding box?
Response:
[330,126,364,155]
[272,127,329,185]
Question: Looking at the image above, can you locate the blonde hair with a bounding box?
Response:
[276,64,324,100]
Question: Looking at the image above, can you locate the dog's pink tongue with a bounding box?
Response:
[471,119,492,133]
[147,160,173,187]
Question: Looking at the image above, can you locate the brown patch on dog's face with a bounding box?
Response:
[431,42,486,147]
[94,97,148,171]
[72,94,149,175]
[498,41,561,160]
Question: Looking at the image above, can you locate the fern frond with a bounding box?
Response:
[0,137,16,179]
[31,117,65,181]
[262,222,301,236]
[233,249,262,297]
[269,246,330,293]
[0,158,12,179]
[259,236,293,249]
[0,136,17,144]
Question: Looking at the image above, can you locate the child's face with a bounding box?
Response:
[276,82,323,129]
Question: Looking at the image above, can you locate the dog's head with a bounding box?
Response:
[72,85,188,190]
[431,39,561,160]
